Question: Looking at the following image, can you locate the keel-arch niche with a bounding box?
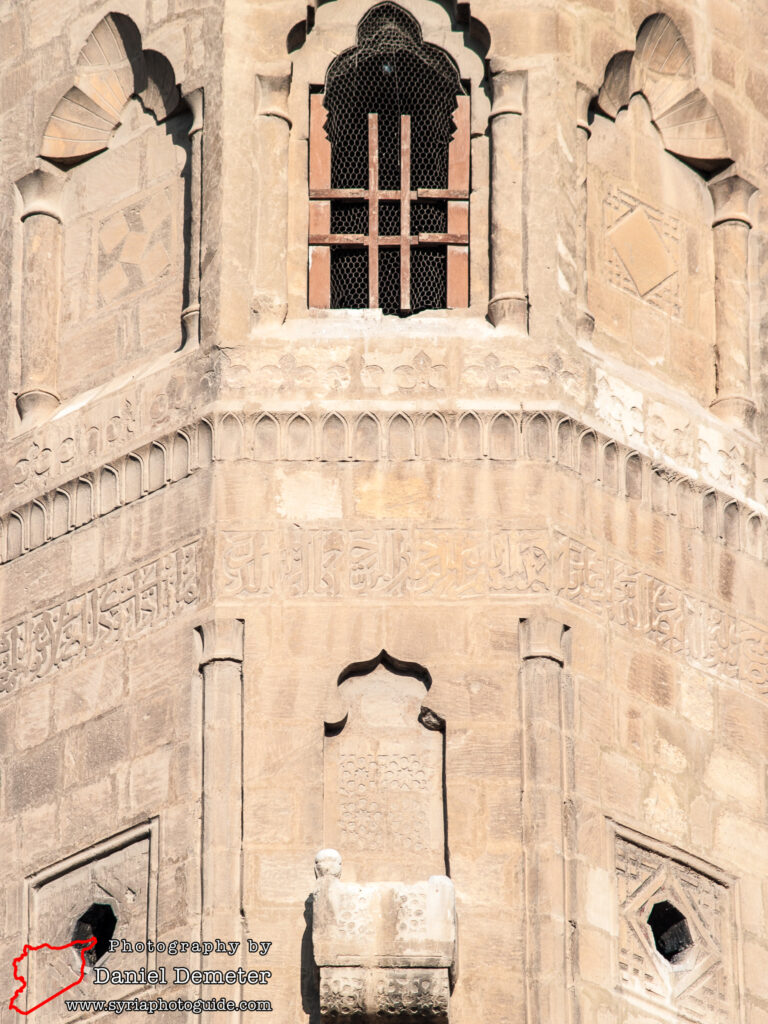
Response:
[284,0,490,320]
[587,14,731,406]
[323,649,447,885]
[15,13,201,423]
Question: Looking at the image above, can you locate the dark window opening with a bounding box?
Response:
[647,900,694,964]
[308,2,470,314]
[72,903,117,967]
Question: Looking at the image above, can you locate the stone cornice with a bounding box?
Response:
[1,409,766,568]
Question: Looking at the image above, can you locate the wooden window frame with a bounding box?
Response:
[308,92,470,312]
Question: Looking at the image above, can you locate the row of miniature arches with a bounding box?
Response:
[0,412,764,565]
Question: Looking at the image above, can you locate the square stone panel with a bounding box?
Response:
[614,828,738,1024]
[24,825,156,1022]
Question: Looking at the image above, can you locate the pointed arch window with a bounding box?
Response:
[308,3,470,315]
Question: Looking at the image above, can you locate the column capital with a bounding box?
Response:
[709,172,757,228]
[488,61,526,118]
[519,615,569,665]
[183,87,204,136]
[196,616,244,666]
[255,64,292,125]
[16,165,66,221]
[576,82,593,136]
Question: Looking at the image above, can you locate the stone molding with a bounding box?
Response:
[2,410,766,569]
[196,615,245,666]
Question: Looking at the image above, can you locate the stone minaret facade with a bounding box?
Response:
[1,2,767,1022]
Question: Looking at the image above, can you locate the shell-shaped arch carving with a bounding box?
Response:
[596,14,729,171]
[41,13,182,164]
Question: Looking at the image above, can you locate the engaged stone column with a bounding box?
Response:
[197,616,244,1019]
[575,83,594,341]
[708,173,757,429]
[16,167,65,426]
[182,88,204,349]
[488,62,527,331]
[253,65,291,325]
[518,614,575,1024]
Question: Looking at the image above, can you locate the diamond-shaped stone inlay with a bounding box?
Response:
[603,184,682,317]
[616,833,734,1024]
[609,207,676,296]
[97,186,175,306]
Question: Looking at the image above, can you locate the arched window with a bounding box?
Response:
[308,3,470,315]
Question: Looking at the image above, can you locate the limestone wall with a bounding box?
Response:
[1,0,768,1022]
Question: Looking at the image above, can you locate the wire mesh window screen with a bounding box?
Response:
[308,2,470,314]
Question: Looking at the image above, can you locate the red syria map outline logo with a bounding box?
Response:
[9,936,97,1015]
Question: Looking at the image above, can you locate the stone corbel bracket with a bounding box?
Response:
[312,850,456,1022]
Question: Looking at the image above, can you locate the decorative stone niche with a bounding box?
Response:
[13,13,202,428]
[587,14,742,413]
[615,829,738,1024]
[24,824,156,1022]
[314,651,456,1022]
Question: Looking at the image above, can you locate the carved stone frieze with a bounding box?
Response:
[0,540,201,694]
[217,526,768,695]
[2,410,764,569]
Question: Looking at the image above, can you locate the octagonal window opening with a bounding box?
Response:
[72,903,117,969]
[647,900,694,966]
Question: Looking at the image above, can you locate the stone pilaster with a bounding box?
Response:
[708,172,757,429]
[487,62,527,331]
[181,88,204,349]
[15,166,65,426]
[518,614,575,1024]
[253,65,292,325]
[197,616,244,1019]
[575,83,594,341]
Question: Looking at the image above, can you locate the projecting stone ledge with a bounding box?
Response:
[312,849,456,1022]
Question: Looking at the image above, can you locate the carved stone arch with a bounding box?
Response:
[596,14,729,172]
[286,413,315,460]
[388,413,415,461]
[321,412,349,461]
[29,500,47,549]
[252,414,281,461]
[489,412,518,461]
[457,411,483,459]
[100,465,121,513]
[13,13,204,427]
[420,413,449,460]
[352,412,381,461]
[7,512,25,560]
[281,0,491,320]
[40,15,182,166]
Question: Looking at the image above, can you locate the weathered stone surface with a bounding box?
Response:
[2,2,768,1024]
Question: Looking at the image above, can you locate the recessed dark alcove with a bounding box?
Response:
[647,900,694,964]
[72,903,117,966]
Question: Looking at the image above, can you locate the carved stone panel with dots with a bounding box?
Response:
[615,830,739,1024]
[25,825,156,1022]
[323,651,445,885]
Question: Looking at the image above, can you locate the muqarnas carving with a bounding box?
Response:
[616,831,737,1024]
[25,825,156,1023]
[314,652,456,1022]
